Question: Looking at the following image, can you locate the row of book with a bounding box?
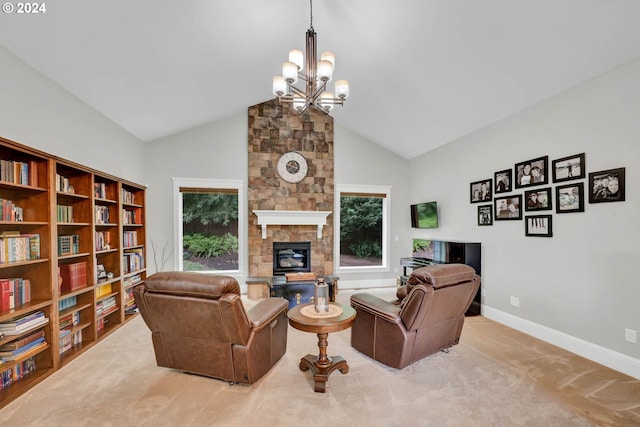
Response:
[95,205,110,224]
[0,159,38,187]
[0,311,49,337]
[123,230,138,247]
[58,295,77,311]
[59,311,81,355]
[123,248,144,274]
[59,329,82,355]
[0,198,24,222]
[58,234,80,256]
[124,286,137,315]
[59,262,87,293]
[95,231,112,251]
[0,357,37,389]
[0,232,40,263]
[121,188,136,205]
[55,173,74,193]
[0,277,31,312]
[56,204,74,223]
[96,295,117,317]
[0,330,46,362]
[123,207,142,225]
[94,182,108,199]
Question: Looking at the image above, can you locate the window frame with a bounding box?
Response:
[172,177,245,275]
[334,184,391,274]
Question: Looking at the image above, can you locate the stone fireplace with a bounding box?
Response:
[247,99,334,277]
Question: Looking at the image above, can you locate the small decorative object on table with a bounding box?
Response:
[314,278,329,313]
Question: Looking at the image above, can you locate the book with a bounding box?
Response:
[0,336,45,358]
[0,317,48,335]
[0,330,44,351]
[0,279,10,312]
[1,340,47,361]
[59,262,87,292]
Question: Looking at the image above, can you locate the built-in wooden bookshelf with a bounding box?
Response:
[0,136,146,408]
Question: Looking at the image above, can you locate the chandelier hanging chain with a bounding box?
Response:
[271,0,349,114]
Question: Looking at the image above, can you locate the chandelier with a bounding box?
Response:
[272,0,349,114]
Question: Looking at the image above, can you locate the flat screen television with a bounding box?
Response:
[411,201,438,228]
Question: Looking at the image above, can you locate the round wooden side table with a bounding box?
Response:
[287,302,356,393]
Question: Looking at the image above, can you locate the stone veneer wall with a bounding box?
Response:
[247,99,334,277]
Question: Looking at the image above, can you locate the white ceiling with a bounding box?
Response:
[2,1,640,159]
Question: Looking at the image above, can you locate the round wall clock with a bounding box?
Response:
[277,151,309,183]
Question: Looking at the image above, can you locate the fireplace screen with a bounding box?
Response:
[273,241,311,275]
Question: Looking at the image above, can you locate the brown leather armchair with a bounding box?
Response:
[133,271,289,384]
[350,264,480,369]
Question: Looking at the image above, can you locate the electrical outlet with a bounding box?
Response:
[625,328,637,344]
[510,296,520,307]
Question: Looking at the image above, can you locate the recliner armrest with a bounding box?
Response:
[350,293,401,323]
[247,297,288,331]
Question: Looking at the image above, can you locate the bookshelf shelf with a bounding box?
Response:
[0,136,146,408]
[0,259,49,270]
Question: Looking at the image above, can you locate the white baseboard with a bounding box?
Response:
[482,305,640,380]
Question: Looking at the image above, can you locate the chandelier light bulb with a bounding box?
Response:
[335,79,349,99]
[320,91,334,111]
[320,51,335,70]
[289,49,304,71]
[293,95,306,112]
[283,61,299,84]
[317,60,333,82]
[272,76,287,96]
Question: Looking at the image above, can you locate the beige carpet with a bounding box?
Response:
[0,288,638,427]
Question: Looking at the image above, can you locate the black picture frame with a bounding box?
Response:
[524,187,552,211]
[494,195,522,220]
[477,205,493,226]
[588,167,625,203]
[514,155,549,189]
[470,179,493,203]
[494,169,512,194]
[525,215,553,237]
[552,153,585,183]
[96,264,107,282]
[556,182,585,213]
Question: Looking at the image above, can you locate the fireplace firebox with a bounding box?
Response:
[273,241,311,276]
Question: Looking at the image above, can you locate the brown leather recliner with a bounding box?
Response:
[350,264,480,369]
[133,272,289,384]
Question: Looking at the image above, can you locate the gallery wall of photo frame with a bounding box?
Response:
[470,152,625,237]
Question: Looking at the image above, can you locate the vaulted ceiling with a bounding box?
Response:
[2,1,640,159]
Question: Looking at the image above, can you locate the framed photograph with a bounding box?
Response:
[477,205,493,226]
[494,195,522,220]
[514,155,549,189]
[494,169,512,194]
[96,264,108,282]
[556,182,584,213]
[589,167,625,203]
[552,153,585,183]
[524,188,552,211]
[525,215,553,237]
[470,179,493,203]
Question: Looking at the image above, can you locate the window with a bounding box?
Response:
[173,178,244,273]
[335,185,390,271]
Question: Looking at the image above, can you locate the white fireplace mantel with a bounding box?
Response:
[253,210,332,239]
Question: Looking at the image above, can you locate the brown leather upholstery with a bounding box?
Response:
[133,271,289,384]
[350,264,480,369]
